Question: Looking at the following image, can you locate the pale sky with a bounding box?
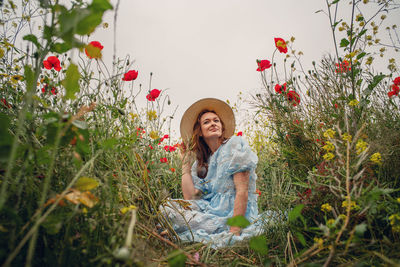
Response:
[89,0,399,139]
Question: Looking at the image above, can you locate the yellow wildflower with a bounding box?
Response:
[342,199,360,210]
[323,153,335,161]
[129,112,138,121]
[147,110,157,121]
[327,219,335,226]
[149,130,159,140]
[11,74,23,84]
[370,152,382,164]
[321,203,332,212]
[82,207,88,214]
[338,214,347,220]
[322,141,335,152]
[342,133,352,142]
[356,139,368,154]
[366,57,373,65]
[120,205,137,214]
[397,197,400,204]
[349,99,359,106]
[313,237,324,249]
[389,214,400,232]
[323,128,336,139]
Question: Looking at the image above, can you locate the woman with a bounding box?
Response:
[161,98,273,248]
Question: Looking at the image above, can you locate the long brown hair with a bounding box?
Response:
[191,110,227,178]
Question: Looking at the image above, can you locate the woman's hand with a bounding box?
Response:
[230,226,241,236]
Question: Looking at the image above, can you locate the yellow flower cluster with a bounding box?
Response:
[120,205,137,214]
[342,199,360,211]
[149,130,159,140]
[342,133,352,142]
[327,219,335,226]
[313,237,324,249]
[323,128,336,139]
[11,74,23,84]
[322,141,335,152]
[147,110,157,121]
[370,152,382,164]
[323,152,335,161]
[338,214,347,220]
[321,203,332,212]
[349,99,359,106]
[356,139,368,154]
[389,214,400,233]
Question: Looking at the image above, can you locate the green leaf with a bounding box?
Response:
[331,0,340,4]
[249,235,268,255]
[72,120,88,130]
[24,65,35,93]
[50,42,72,53]
[167,250,186,267]
[62,63,80,100]
[356,52,366,60]
[101,138,118,150]
[294,231,307,246]
[0,113,12,161]
[340,38,349,47]
[76,12,103,35]
[74,177,99,191]
[226,215,250,228]
[355,223,367,236]
[90,0,113,12]
[288,204,304,222]
[358,29,367,37]
[23,34,41,49]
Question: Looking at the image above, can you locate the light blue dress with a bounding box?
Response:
[162,136,277,248]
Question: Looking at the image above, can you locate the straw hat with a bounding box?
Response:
[180,98,235,142]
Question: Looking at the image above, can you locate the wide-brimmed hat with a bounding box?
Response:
[180,98,235,142]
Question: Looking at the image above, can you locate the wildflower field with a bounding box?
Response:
[0,0,399,266]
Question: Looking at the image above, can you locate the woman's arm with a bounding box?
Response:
[181,163,197,200]
[230,171,249,235]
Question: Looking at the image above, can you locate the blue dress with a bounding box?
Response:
[162,136,277,248]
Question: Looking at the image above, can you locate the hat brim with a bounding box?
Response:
[180,98,235,142]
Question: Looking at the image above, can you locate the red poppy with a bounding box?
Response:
[388,91,397,98]
[122,70,138,81]
[274,83,287,94]
[1,98,11,108]
[274,38,288,53]
[43,56,61,71]
[41,85,46,93]
[170,167,175,172]
[149,145,154,150]
[85,41,104,59]
[287,90,300,106]
[160,157,168,163]
[334,103,339,109]
[146,89,161,101]
[391,84,400,94]
[236,131,243,136]
[164,145,176,152]
[51,87,57,95]
[256,60,272,71]
[393,77,400,86]
[255,189,261,196]
[335,60,351,73]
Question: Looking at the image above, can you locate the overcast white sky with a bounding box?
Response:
[90,0,399,138]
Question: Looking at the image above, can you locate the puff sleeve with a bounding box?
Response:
[224,136,258,176]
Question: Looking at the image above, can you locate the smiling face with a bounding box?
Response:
[199,112,223,140]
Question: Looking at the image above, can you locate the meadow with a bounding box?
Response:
[0,0,399,266]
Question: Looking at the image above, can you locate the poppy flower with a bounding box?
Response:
[43,56,61,71]
[164,145,176,152]
[160,157,168,163]
[274,37,288,53]
[256,60,272,71]
[391,84,399,94]
[335,60,351,73]
[274,83,287,94]
[146,89,161,101]
[255,189,261,196]
[122,70,138,81]
[393,77,400,86]
[236,131,243,136]
[1,98,11,108]
[287,90,300,106]
[51,87,57,95]
[85,41,104,59]
[170,167,175,172]
[388,91,397,98]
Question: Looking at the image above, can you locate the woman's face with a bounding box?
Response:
[199,112,223,140]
